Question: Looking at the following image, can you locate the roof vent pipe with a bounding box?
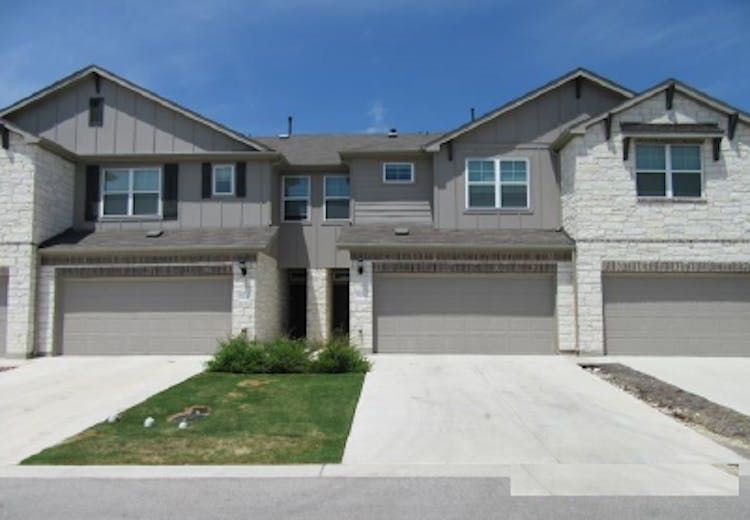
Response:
[388,128,398,138]
[470,107,475,121]
[288,115,293,136]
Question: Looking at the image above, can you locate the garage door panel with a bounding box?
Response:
[604,275,750,356]
[375,273,555,354]
[61,277,231,355]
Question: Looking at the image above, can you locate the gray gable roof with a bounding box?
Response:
[255,133,440,166]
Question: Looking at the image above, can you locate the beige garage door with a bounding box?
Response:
[0,275,7,356]
[604,274,750,356]
[60,277,232,355]
[374,273,556,354]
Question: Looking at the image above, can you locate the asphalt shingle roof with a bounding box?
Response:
[337,225,574,251]
[254,133,439,166]
[39,227,277,255]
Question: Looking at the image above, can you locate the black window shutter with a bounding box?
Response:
[84,165,100,221]
[201,162,212,199]
[163,163,179,220]
[236,162,246,198]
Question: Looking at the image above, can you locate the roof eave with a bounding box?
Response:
[39,243,273,257]
[337,242,574,252]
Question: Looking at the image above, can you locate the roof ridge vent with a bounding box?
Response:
[388,128,398,138]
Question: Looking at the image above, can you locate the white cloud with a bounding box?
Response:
[365,100,388,133]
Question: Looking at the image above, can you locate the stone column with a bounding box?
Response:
[574,247,605,355]
[4,244,37,358]
[349,260,373,352]
[231,261,256,338]
[254,253,281,341]
[307,268,331,342]
[555,261,577,352]
[35,265,57,355]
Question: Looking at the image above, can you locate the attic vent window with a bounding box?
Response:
[89,97,104,127]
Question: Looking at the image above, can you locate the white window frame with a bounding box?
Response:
[382,162,415,184]
[464,157,530,210]
[100,167,162,218]
[635,142,703,199]
[323,174,351,221]
[281,175,311,222]
[212,164,235,196]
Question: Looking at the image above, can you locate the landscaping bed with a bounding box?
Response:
[22,371,364,465]
[582,363,750,455]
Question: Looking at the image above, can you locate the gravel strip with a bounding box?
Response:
[582,363,750,455]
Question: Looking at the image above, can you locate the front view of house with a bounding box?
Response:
[1,66,749,358]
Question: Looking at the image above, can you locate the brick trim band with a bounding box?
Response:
[42,253,255,266]
[57,264,233,278]
[353,250,571,262]
[374,262,557,274]
[603,260,750,273]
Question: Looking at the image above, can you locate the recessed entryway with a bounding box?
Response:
[331,269,349,336]
[373,273,556,354]
[58,276,232,355]
[603,274,750,356]
[285,269,307,339]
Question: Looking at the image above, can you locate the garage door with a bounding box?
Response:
[0,275,7,356]
[604,274,750,356]
[60,277,232,355]
[374,273,556,354]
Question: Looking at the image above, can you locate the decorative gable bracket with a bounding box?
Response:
[0,125,8,149]
[604,113,612,140]
[622,137,631,161]
[713,137,722,161]
[728,113,739,140]
[665,83,675,110]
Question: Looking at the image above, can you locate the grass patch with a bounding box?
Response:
[23,372,364,465]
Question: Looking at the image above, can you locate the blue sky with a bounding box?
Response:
[2,0,749,136]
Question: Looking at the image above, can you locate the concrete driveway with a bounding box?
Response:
[0,356,207,464]
[343,355,744,466]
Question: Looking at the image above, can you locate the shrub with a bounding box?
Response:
[263,337,311,373]
[311,336,371,374]
[207,335,266,373]
[208,335,370,374]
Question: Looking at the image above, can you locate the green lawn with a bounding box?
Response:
[23,372,364,465]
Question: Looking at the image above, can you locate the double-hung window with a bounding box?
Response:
[102,167,161,217]
[635,143,702,198]
[212,164,235,196]
[324,175,350,220]
[282,176,310,221]
[383,162,414,183]
[466,158,529,209]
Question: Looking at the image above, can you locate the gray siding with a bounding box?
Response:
[351,156,433,224]
[273,172,350,269]
[0,275,6,356]
[433,78,626,230]
[73,160,273,230]
[6,76,252,154]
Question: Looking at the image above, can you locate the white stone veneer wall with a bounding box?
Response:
[306,268,331,342]
[254,253,281,341]
[231,261,256,338]
[1,244,37,357]
[555,261,576,352]
[349,261,373,352]
[560,90,750,354]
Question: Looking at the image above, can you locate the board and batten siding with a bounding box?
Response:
[350,156,433,225]
[6,76,252,154]
[433,78,627,230]
[273,171,350,269]
[73,160,273,230]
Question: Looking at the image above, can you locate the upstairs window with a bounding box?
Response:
[383,162,414,183]
[89,97,104,127]
[324,175,350,220]
[282,176,310,221]
[466,158,529,209]
[212,164,235,196]
[102,168,161,217]
[636,143,701,198]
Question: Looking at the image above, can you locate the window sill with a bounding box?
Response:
[464,208,533,215]
[637,197,707,204]
[98,216,164,222]
[322,220,351,227]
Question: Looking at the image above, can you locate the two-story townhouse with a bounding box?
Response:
[1,65,748,358]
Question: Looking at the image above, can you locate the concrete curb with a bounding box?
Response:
[0,464,739,497]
